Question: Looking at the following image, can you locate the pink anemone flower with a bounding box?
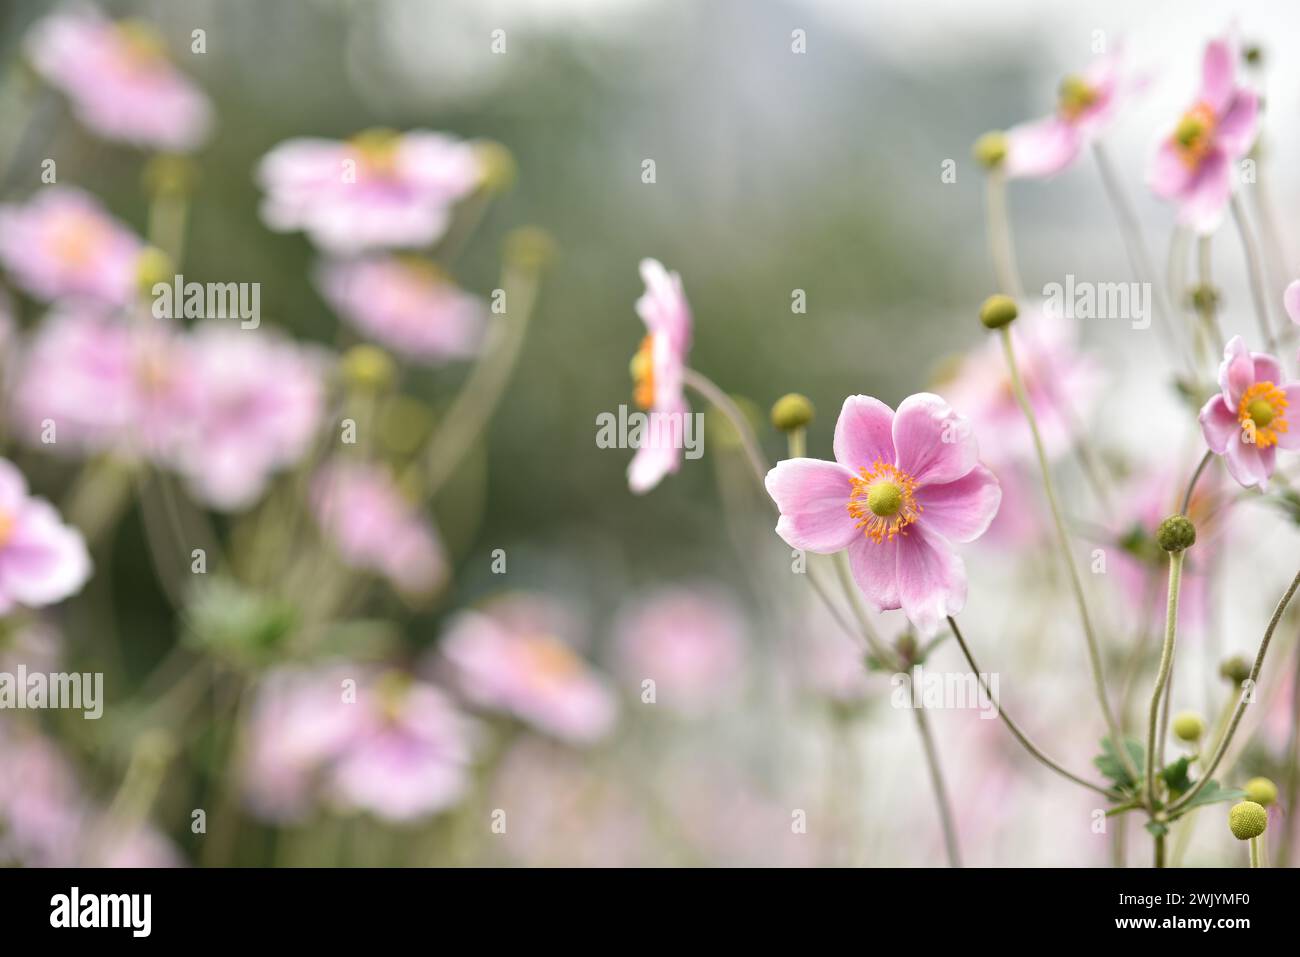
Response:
[0,188,143,308]
[765,394,1001,636]
[257,129,482,255]
[627,258,693,494]
[315,256,486,364]
[0,458,92,614]
[1148,36,1258,234]
[1005,50,1128,179]
[1199,336,1296,490]
[25,10,213,152]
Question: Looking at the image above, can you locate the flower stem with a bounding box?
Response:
[911,702,962,868]
[1146,552,1184,809]
[999,326,1136,782]
[832,551,894,667]
[1250,835,1262,868]
[1279,637,1300,867]
[1168,569,1300,814]
[984,170,1022,297]
[1154,832,1166,868]
[1180,450,1214,515]
[947,616,1119,798]
[1231,193,1279,354]
[682,368,768,486]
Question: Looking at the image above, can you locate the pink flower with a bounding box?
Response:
[1148,37,1258,234]
[1199,335,1296,490]
[0,457,92,613]
[936,307,1101,464]
[627,258,693,494]
[311,461,447,595]
[315,256,485,364]
[0,727,84,866]
[25,11,212,152]
[765,394,1001,636]
[257,130,482,254]
[437,595,618,744]
[10,308,197,457]
[0,188,143,307]
[612,587,747,716]
[172,323,325,510]
[242,664,475,823]
[1284,279,1300,326]
[1005,50,1128,179]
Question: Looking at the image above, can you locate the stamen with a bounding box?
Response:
[630,334,655,409]
[1238,381,1289,448]
[846,460,922,543]
[0,510,13,550]
[1172,102,1217,169]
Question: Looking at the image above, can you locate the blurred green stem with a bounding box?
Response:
[1230,194,1277,354]
[911,704,961,868]
[682,368,767,486]
[1145,552,1183,810]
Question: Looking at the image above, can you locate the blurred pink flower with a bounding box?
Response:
[766,393,1001,636]
[936,308,1101,465]
[1284,280,1300,327]
[0,458,92,613]
[242,664,476,824]
[0,727,84,866]
[0,619,63,675]
[627,258,693,494]
[1199,335,1295,490]
[1148,36,1258,234]
[787,616,871,705]
[0,188,143,307]
[10,308,196,457]
[172,323,325,510]
[315,256,485,364]
[25,11,212,151]
[257,130,481,254]
[1005,50,1128,179]
[438,595,618,744]
[311,461,447,595]
[612,586,747,716]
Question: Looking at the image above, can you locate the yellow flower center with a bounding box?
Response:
[1173,102,1217,169]
[846,460,922,543]
[348,128,403,178]
[521,635,582,686]
[114,20,169,70]
[630,334,655,409]
[1238,381,1289,447]
[0,510,13,549]
[48,209,111,268]
[1058,74,1098,121]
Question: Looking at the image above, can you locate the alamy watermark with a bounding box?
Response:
[595,404,704,460]
[890,665,999,719]
[152,274,261,329]
[0,665,103,719]
[1042,274,1151,330]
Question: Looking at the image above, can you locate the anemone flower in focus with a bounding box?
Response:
[257,129,482,255]
[1199,335,1296,490]
[437,594,618,744]
[1005,49,1129,179]
[172,323,325,511]
[627,258,693,494]
[1148,36,1258,234]
[25,10,213,152]
[612,586,747,716]
[315,256,486,364]
[311,461,447,596]
[0,188,143,308]
[0,458,92,614]
[766,394,1001,636]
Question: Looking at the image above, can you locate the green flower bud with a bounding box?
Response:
[1156,514,1196,552]
[771,393,814,433]
[341,344,396,392]
[474,140,517,192]
[504,227,556,271]
[1244,777,1278,807]
[1172,711,1205,742]
[136,246,174,297]
[1219,655,1252,686]
[1228,801,1268,840]
[979,294,1018,330]
[972,131,1008,170]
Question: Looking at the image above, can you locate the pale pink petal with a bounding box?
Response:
[627,440,680,495]
[1148,140,1195,200]
[914,465,1001,544]
[766,458,859,553]
[832,395,895,471]
[636,258,692,354]
[1199,394,1239,454]
[895,525,967,637]
[1223,431,1274,490]
[1005,116,1082,179]
[892,392,977,486]
[847,536,900,610]
[1199,39,1236,114]
[1253,353,1283,388]
[1218,335,1255,407]
[1284,280,1300,326]
[1179,148,1232,235]
[1216,90,1258,157]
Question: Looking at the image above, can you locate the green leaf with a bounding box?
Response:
[1160,756,1192,798]
[1175,781,1247,814]
[1094,736,1145,793]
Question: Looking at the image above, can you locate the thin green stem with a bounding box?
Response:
[1146,552,1184,809]
[1168,569,1300,814]
[984,170,1022,298]
[1231,193,1278,354]
[1155,832,1166,868]
[832,551,894,667]
[682,368,767,487]
[1180,451,1214,515]
[911,703,961,868]
[999,326,1136,782]
[947,616,1118,798]
[1250,835,1261,868]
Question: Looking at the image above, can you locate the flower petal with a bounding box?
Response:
[1223,431,1274,490]
[914,465,1001,544]
[895,525,967,637]
[847,536,900,611]
[1179,148,1232,235]
[1216,90,1258,157]
[1198,394,1238,454]
[1279,384,1300,451]
[1284,280,1300,326]
[1148,140,1194,200]
[892,392,977,486]
[1253,352,1283,389]
[1005,116,1082,179]
[766,458,859,554]
[1218,335,1254,407]
[832,395,895,472]
[1199,39,1236,114]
